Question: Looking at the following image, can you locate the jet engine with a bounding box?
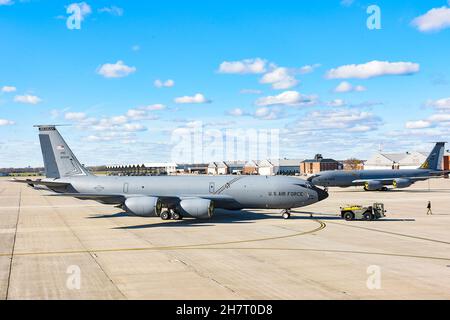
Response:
[364,180,383,191]
[178,198,214,219]
[124,196,162,217]
[392,178,412,189]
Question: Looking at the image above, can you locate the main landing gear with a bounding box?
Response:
[160,209,183,221]
[281,209,291,219]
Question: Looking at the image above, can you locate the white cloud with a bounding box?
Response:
[109,115,128,125]
[334,81,366,93]
[98,6,123,16]
[131,45,140,51]
[426,97,450,110]
[218,58,267,74]
[1,86,16,92]
[174,93,210,104]
[240,89,262,94]
[123,123,146,132]
[142,103,166,111]
[412,6,450,32]
[347,125,372,132]
[326,60,420,79]
[14,94,42,104]
[327,99,346,107]
[340,0,354,7]
[154,79,175,88]
[299,64,321,74]
[254,107,282,120]
[295,109,381,132]
[97,60,136,78]
[227,108,245,116]
[0,119,14,126]
[65,112,87,121]
[428,113,450,122]
[125,109,146,120]
[405,120,432,129]
[260,67,299,89]
[147,104,167,111]
[255,90,313,107]
[0,0,13,5]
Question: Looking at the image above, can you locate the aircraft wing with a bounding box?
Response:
[47,193,126,204]
[47,193,237,206]
[10,178,71,188]
[352,176,434,184]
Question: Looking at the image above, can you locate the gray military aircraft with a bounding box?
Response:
[13,125,328,220]
[308,142,447,191]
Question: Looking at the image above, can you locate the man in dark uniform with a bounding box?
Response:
[427,201,432,215]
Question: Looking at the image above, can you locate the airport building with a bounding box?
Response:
[300,154,340,174]
[243,160,260,175]
[364,151,428,170]
[106,162,177,176]
[177,163,209,174]
[207,161,246,175]
[444,151,450,172]
[257,159,303,176]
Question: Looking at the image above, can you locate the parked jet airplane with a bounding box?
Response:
[308,142,447,191]
[13,125,328,220]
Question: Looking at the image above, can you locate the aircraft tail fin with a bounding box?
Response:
[418,142,446,171]
[35,125,92,178]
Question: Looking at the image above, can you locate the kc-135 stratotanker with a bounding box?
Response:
[308,142,447,191]
[13,125,328,220]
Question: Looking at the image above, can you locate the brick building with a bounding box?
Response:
[300,154,340,175]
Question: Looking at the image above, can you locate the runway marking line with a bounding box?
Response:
[0,219,326,257]
[325,220,450,245]
[1,218,450,262]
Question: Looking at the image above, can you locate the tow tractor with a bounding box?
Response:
[340,203,386,221]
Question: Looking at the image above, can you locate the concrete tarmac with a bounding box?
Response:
[0,177,449,299]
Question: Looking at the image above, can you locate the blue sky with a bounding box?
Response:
[1,0,450,167]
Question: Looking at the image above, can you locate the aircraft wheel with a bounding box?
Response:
[171,211,182,220]
[282,211,291,219]
[160,211,170,220]
[282,212,290,219]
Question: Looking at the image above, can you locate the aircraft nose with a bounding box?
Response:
[313,186,328,201]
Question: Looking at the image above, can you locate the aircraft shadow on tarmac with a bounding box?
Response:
[88,212,130,219]
[88,209,344,229]
[292,211,415,222]
[87,209,416,229]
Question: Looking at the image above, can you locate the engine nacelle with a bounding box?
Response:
[124,196,162,217]
[178,198,214,219]
[393,178,412,189]
[364,180,383,191]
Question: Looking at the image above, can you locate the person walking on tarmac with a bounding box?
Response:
[427,201,433,215]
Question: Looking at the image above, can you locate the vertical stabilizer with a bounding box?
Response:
[36,125,92,178]
[419,142,446,171]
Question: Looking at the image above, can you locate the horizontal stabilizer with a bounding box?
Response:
[47,193,126,204]
[11,178,71,188]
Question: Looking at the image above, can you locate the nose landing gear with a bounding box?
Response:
[281,209,291,219]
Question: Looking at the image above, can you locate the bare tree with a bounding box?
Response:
[344,158,363,171]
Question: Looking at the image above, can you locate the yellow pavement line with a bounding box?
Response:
[0,219,326,257]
